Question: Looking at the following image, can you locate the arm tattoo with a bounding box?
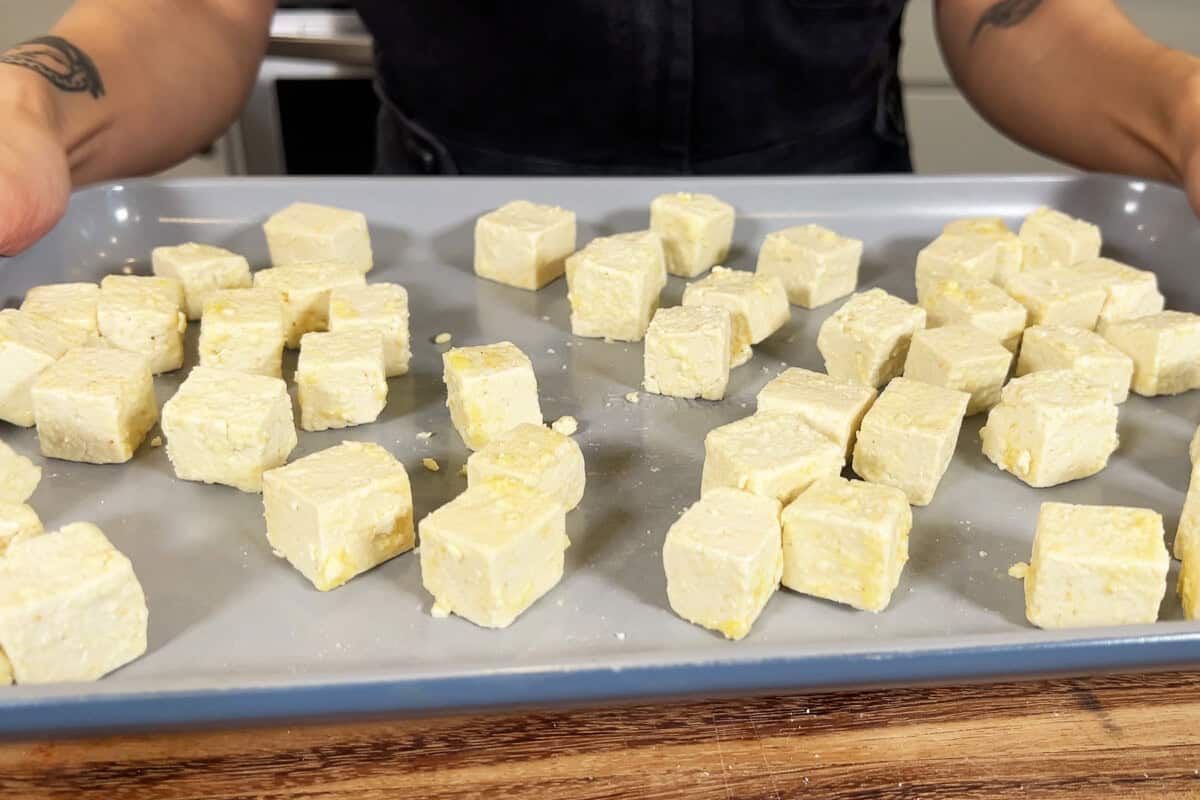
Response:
[969,0,1045,46]
[0,36,105,99]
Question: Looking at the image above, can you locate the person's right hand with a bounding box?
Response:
[0,102,70,256]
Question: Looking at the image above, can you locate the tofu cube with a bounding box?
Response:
[649,192,735,278]
[993,239,1061,290]
[915,233,1000,289]
[566,233,664,341]
[1072,257,1164,326]
[702,413,844,505]
[252,262,366,348]
[781,477,911,612]
[817,289,926,388]
[96,275,188,374]
[1180,540,1200,621]
[152,242,253,320]
[1019,207,1102,266]
[755,367,877,457]
[852,377,969,506]
[0,309,90,427]
[612,229,668,287]
[1016,324,1134,404]
[1174,462,1200,561]
[1100,311,1200,397]
[0,522,148,684]
[328,282,411,377]
[0,503,43,556]
[32,347,157,464]
[903,325,1013,416]
[980,370,1118,488]
[419,477,569,628]
[663,488,783,640]
[1005,267,1107,330]
[473,200,576,290]
[1022,502,1167,629]
[755,224,862,308]
[442,342,542,450]
[642,305,732,401]
[263,441,414,591]
[1192,424,1200,465]
[161,366,297,492]
[263,201,373,273]
[467,422,585,511]
[920,278,1028,352]
[0,440,40,504]
[941,218,1023,276]
[682,267,789,367]
[198,288,287,378]
[295,329,388,432]
[20,282,100,335]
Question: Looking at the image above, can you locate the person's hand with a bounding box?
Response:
[1173,66,1200,219]
[0,99,70,256]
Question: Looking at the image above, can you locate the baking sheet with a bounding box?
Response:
[2,174,1199,736]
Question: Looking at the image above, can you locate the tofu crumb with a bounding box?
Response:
[434,332,452,344]
[457,464,468,477]
[541,315,551,322]
[121,264,134,275]
[431,602,450,618]
[625,391,640,404]
[422,457,440,472]
[1008,562,1029,579]
[150,436,163,448]
[979,550,988,558]
[416,431,433,440]
[547,348,556,355]
[551,415,579,436]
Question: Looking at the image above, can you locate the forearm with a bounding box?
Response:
[0,0,274,185]
[937,0,1200,183]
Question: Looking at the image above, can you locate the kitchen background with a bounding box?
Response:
[3,0,1198,178]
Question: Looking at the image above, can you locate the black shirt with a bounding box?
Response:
[352,1,911,175]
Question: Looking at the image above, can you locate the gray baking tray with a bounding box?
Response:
[2,175,1199,736]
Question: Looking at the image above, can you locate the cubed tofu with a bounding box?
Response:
[198,288,287,378]
[1191,425,1200,465]
[682,267,789,367]
[0,309,90,427]
[96,275,188,374]
[642,305,733,401]
[295,329,388,432]
[32,347,157,464]
[903,325,1013,415]
[612,229,668,287]
[755,367,877,458]
[0,503,42,556]
[993,239,1061,290]
[781,477,911,612]
[1175,462,1200,561]
[941,218,1022,277]
[0,522,148,684]
[419,477,569,628]
[20,282,100,335]
[263,201,373,274]
[1018,207,1102,266]
[915,233,999,288]
[702,413,844,505]
[1072,257,1164,326]
[467,422,585,511]
[980,370,1118,488]
[755,224,862,308]
[1016,324,1134,404]
[252,262,366,348]
[920,278,1028,352]
[1005,267,1107,330]
[442,342,542,450]
[662,488,782,641]
[1101,311,1200,397]
[263,441,414,591]
[1179,532,1200,620]
[328,282,411,377]
[161,366,297,492]
[566,233,664,341]
[0,440,40,504]
[1021,502,1167,629]
[852,377,968,506]
[649,192,735,278]
[817,289,926,388]
[151,243,253,320]
[473,200,576,290]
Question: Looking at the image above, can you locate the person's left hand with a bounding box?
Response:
[1174,70,1200,218]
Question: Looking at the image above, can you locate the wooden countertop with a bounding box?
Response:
[4,671,1200,798]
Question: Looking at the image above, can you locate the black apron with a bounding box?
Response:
[352,1,912,175]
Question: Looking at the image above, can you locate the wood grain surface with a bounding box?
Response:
[4,671,1200,799]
